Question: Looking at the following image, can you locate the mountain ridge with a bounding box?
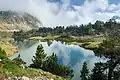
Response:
[0,11,43,32]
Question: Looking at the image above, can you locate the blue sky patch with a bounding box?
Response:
[48,0,120,6]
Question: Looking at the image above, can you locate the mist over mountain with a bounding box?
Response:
[0,11,43,31]
[0,0,120,27]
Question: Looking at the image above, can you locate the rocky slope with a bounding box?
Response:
[0,10,44,57]
[0,11,43,31]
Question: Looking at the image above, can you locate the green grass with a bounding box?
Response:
[0,41,18,57]
[29,35,106,50]
[0,31,18,57]
[0,59,68,80]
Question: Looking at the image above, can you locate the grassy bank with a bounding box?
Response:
[30,35,106,50]
[0,39,18,57]
[0,31,18,57]
[0,59,68,80]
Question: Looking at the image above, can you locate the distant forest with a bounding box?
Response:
[13,19,120,41]
[29,19,120,36]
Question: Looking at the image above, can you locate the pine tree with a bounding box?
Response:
[29,45,73,78]
[94,36,120,80]
[80,62,89,80]
[87,23,94,35]
[90,62,107,80]
[43,53,58,73]
[29,44,47,69]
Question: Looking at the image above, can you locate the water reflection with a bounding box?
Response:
[10,40,98,80]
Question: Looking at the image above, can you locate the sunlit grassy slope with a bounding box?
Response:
[0,59,68,80]
[0,38,18,57]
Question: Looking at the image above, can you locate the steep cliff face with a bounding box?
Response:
[0,11,43,31]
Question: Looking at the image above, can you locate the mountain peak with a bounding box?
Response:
[0,11,43,32]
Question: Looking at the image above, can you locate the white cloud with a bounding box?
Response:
[0,0,120,27]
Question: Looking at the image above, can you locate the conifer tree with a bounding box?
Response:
[90,62,107,80]
[94,36,120,80]
[43,53,58,72]
[80,62,89,80]
[30,44,47,68]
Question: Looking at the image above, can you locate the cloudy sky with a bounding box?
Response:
[0,0,120,27]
